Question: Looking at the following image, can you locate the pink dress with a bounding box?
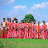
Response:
[19,23,24,39]
[37,26,41,39]
[25,23,31,39]
[6,21,9,38]
[31,23,37,39]
[22,23,26,39]
[42,24,47,39]
[7,22,13,38]
[12,23,19,38]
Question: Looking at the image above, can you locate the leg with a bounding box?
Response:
[4,30,7,38]
[1,30,3,38]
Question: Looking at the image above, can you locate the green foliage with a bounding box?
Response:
[24,14,35,23]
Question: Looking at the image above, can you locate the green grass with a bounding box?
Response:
[0,38,48,48]
[0,30,48,48]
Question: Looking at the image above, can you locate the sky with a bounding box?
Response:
[0,0,48,25]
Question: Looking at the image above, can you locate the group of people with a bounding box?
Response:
[0,17,48,39]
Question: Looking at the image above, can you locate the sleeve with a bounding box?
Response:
[36,24,37,28]
[45,25,47,29]
[40,26,42,29]
[5,22,7,27]
[41,25,43,29]
[11,22,13,29]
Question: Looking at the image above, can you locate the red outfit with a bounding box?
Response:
[19,23,24,39]
[25,23,31,39]
[7,22,13,38]
[13,23,19,38]
[42,24,47,39]
[37,26,41,39]
[1,22,7,38]
[31,23,37,39]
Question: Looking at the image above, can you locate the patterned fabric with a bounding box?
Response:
[36,26,41,39]
[42,24,47,39]
[7,22,13,38]
[31,23,37,39]
[19,23,25,39]
[1,22,7,38]
[12,23,19,38]
[25,23,31,39]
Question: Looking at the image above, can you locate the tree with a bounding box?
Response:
[24,14,35,23]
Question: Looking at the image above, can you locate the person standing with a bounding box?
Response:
[42,20,47,39]
[7,18,13,38]
[31,20,37,39]
[25,20,31,39]
[19,20,24,39]
[6,18,10,38]
[37,21,41,39]
[12,19,19,38]
[12,17,17,23]
[1,18,7,38]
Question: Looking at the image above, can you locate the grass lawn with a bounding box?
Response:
[0,30,48,48]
